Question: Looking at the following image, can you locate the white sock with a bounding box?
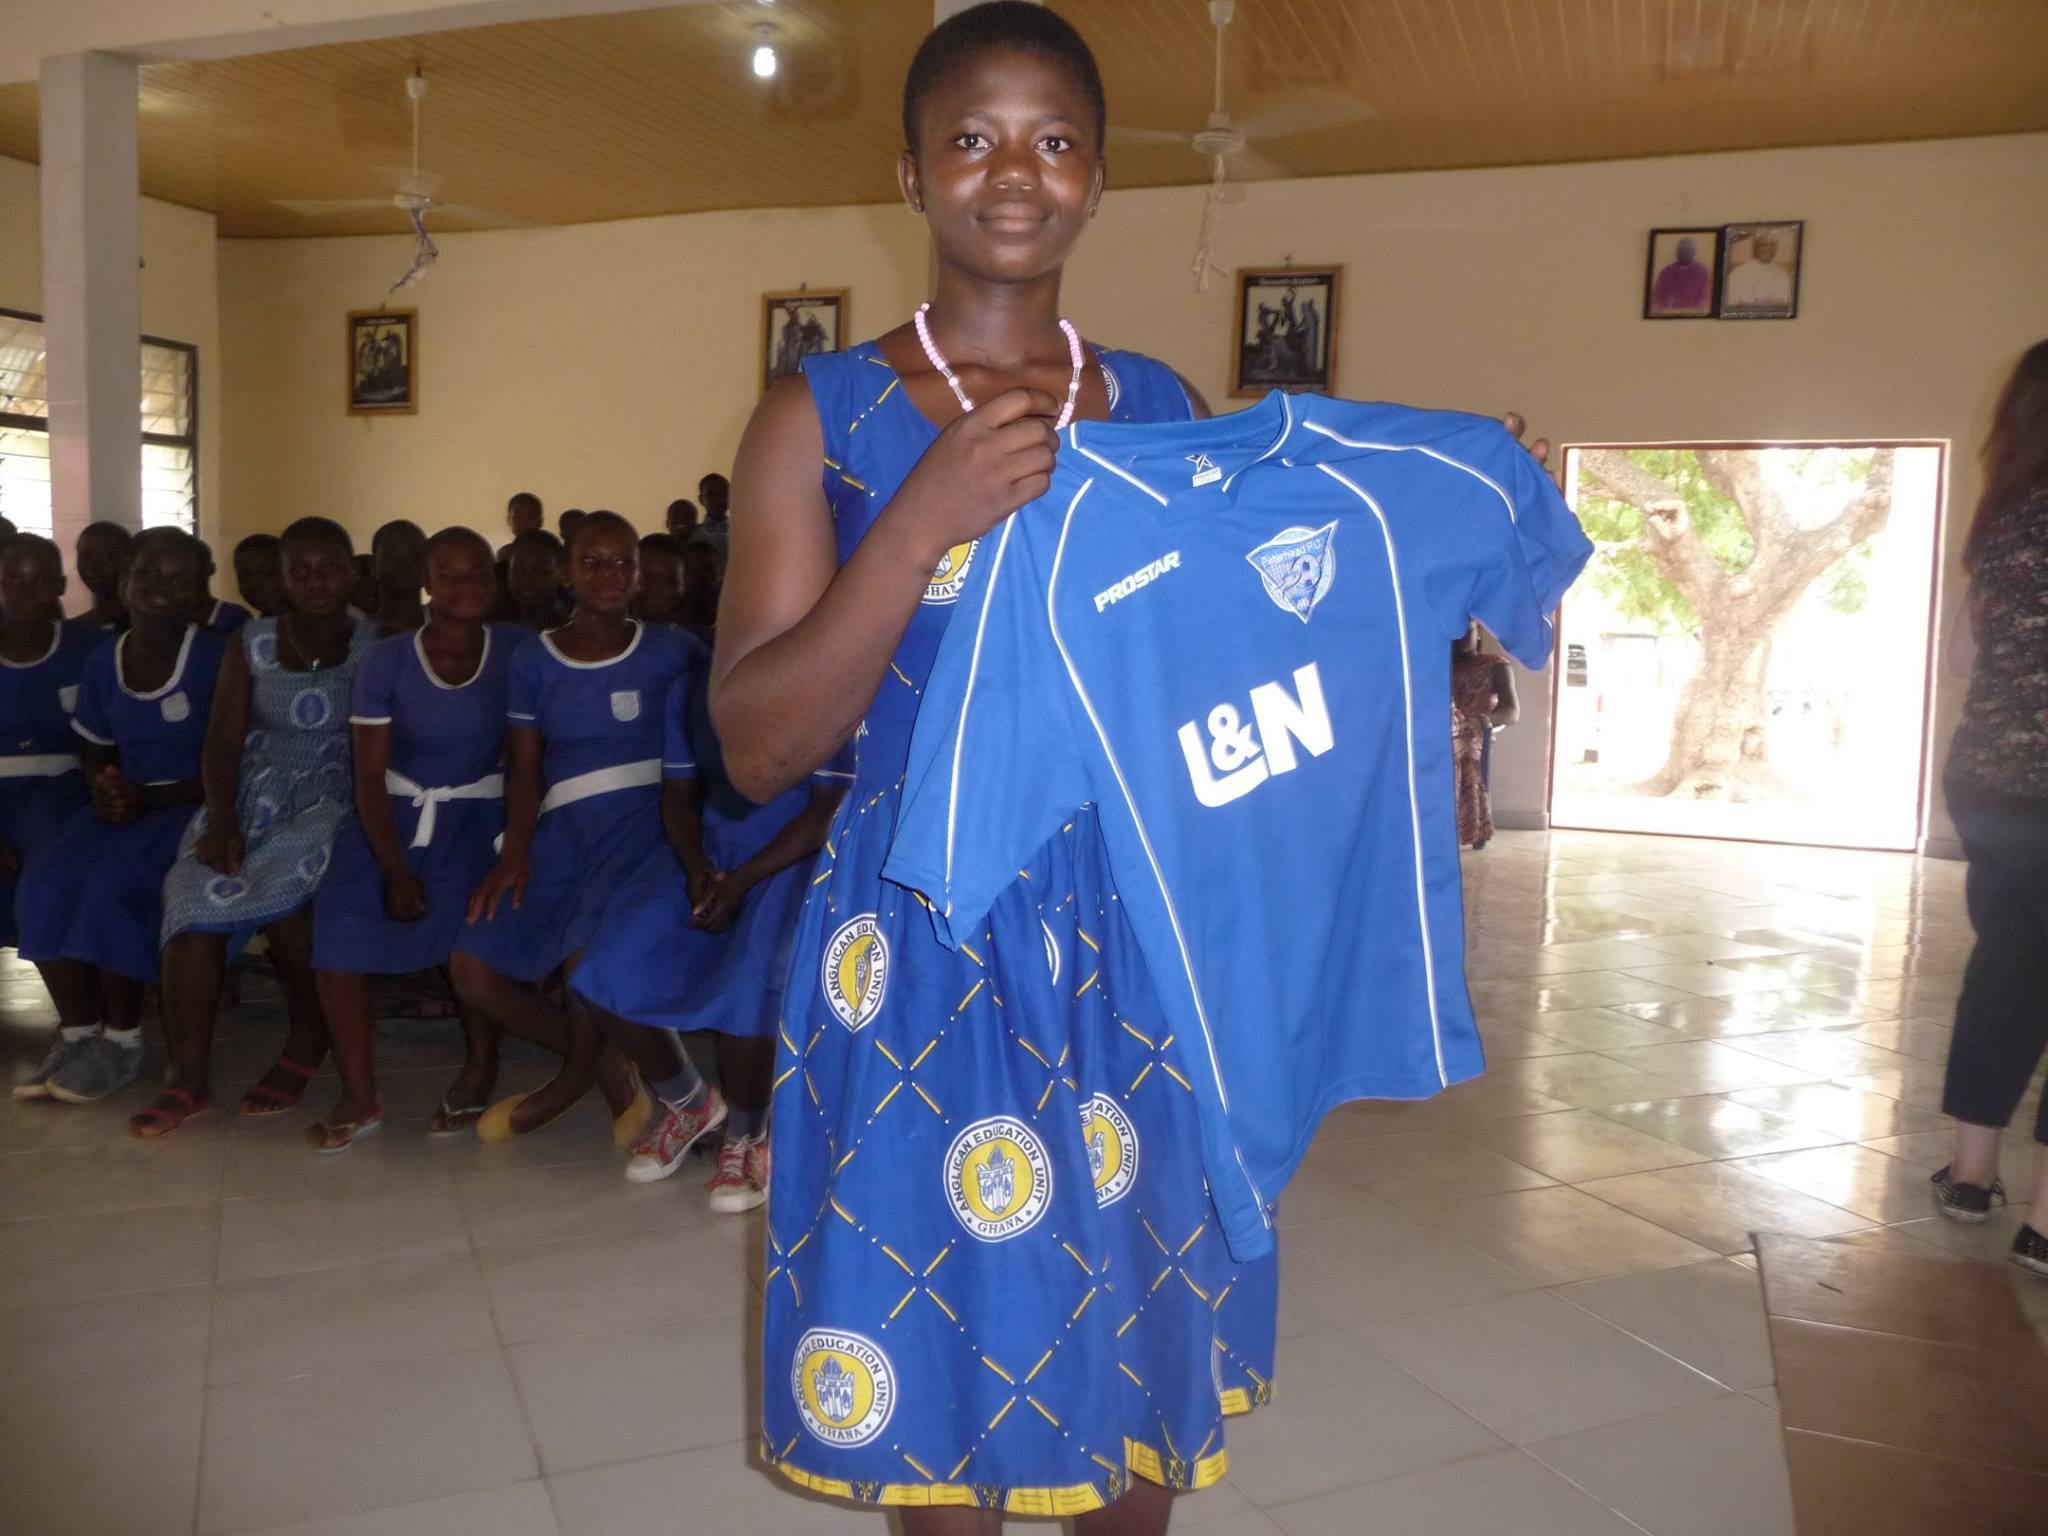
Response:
[59,1024,99,1043]
[104,1026,142,1046]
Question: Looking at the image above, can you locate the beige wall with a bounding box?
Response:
[218,132,2048,847]
[0,151,223,549]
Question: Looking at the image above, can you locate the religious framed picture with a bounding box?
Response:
[346,309,417,415]
[1717,220,1803,320]
[762,288,847,393]
[1642,227,1721,319]
[1229,266,1340,398]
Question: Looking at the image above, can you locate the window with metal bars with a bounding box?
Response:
[0,307,198,539]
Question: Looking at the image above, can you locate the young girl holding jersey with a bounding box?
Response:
[451,511,694,1142]
[1,537,94,953]
[146,516,373,1138]
[15,529,224,1106]
[306,527,516,1150]
[571,668,851,1208]
[710,8,1277,1527]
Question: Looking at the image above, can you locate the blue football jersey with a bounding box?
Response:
[883,391,1594,1258]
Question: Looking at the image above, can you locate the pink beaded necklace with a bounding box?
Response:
[913,302,1086,429]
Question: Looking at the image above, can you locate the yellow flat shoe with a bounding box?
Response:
[474,1092,533,1144]
[612,1082,653,1149]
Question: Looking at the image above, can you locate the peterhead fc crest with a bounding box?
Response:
[945,1116,1052,1242]
[822,915,888,1032]
[793,1329,896,1446]
[1080,1094,1138,1207]
[1246,522,1338,622]
[925,540,976,604]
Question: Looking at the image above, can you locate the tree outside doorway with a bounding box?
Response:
[1556,442,1941,856]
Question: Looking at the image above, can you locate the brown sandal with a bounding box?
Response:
[129,1087,213,1140]
[238,1056,317,1116]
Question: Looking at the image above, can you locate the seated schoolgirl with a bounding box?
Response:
[368,518,428,636]
[502,530,568,630]
[631,534,685,627]
[195,538,252,635]
[451,511,696,1141]
[573,669,850,1209]
[306,527,516,1150]
[145,516,374,1138]
[233,533,286,619]
[14,529,223,1104]
[2,535,99,1089]
[72,520,134,633]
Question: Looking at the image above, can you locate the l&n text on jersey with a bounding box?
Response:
[1176,662,1334,808]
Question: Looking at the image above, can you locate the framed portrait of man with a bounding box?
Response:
[1229,267,1341,397]
[346,309,417,415]
[1718,221,1803,319]
[761,289,847,393]
[1643,228,1721,319]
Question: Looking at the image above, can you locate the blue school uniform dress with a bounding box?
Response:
[16,624,224,981]
[453,621,695,982]
[160,617,374,939]
[0,622,98,949]
[310,625,520,974]
[572,671,854,1038]
[759,344,1278,1517]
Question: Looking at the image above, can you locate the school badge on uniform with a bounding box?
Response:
[58,685,79,713]
[924,540,976,605]
[160,690,191,723]
[1080,1093,1138,1206]
[944,1116,1052,1242]
[609,689,641,722]
[822,913,888,1031]
[792,1329,896,1447]
[1246,521,1338,622]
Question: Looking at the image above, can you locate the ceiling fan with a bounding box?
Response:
[269,71,529,290]
[1109,0,1376,289]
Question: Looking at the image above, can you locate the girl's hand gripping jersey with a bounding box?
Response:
[883,391,1594,1258]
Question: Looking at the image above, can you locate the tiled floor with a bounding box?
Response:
[2,828,2046,1534]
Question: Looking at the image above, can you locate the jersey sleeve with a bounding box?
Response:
[1451,426,1595,669]
[69,643,116,746]
[883,515,1093,948]
[505,639,542,727]
[661,674,700,780]
[349,637,398,725]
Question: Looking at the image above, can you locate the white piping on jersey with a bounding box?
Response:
[1299,416,1554,652]
[1041,476,1270,1225]
[414,624,493,690]
[539,620,643,670]
[940,512,1023,898]
[1220,391,1295,493]
[1065,436,1169,507]
[1311,460,1451,1089]
[116,623,198,701]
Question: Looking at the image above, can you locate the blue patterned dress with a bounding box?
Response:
[760,344,1278,1516]
[160,616,374,939]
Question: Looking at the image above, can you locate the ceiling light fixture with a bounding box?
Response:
[752,24,778,79]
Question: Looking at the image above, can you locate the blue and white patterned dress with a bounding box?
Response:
[760,344,1278,1516]
[160,616,374,939]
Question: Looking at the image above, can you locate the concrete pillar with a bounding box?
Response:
[39,50,140,557]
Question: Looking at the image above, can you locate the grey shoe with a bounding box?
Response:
[47,1033,144,1105]
[11,1032,92,1101]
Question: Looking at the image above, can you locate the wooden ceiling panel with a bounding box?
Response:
[0,1,2040,237]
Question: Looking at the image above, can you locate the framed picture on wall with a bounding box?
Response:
[1642,227,1721,319]
[1230,267,1340,397]
[1717,221,1803,319]
[346,309,417,415]
[762,289,847,393]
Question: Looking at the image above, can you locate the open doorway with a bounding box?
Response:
[1550,442,1945,850]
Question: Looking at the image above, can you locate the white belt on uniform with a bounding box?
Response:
[538,759,661,816]
[385,767,506,849]
[0,752,82,779]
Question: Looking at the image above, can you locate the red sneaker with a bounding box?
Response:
[706,1133,769,1214]
[623,1091,727,1184]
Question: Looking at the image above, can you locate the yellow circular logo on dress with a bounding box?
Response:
[924,540,976,604]
[822,914,888,1032]
[944,1116,1053,1242]
[793,1329,896,1446]
[1080,1093,1138,1207]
